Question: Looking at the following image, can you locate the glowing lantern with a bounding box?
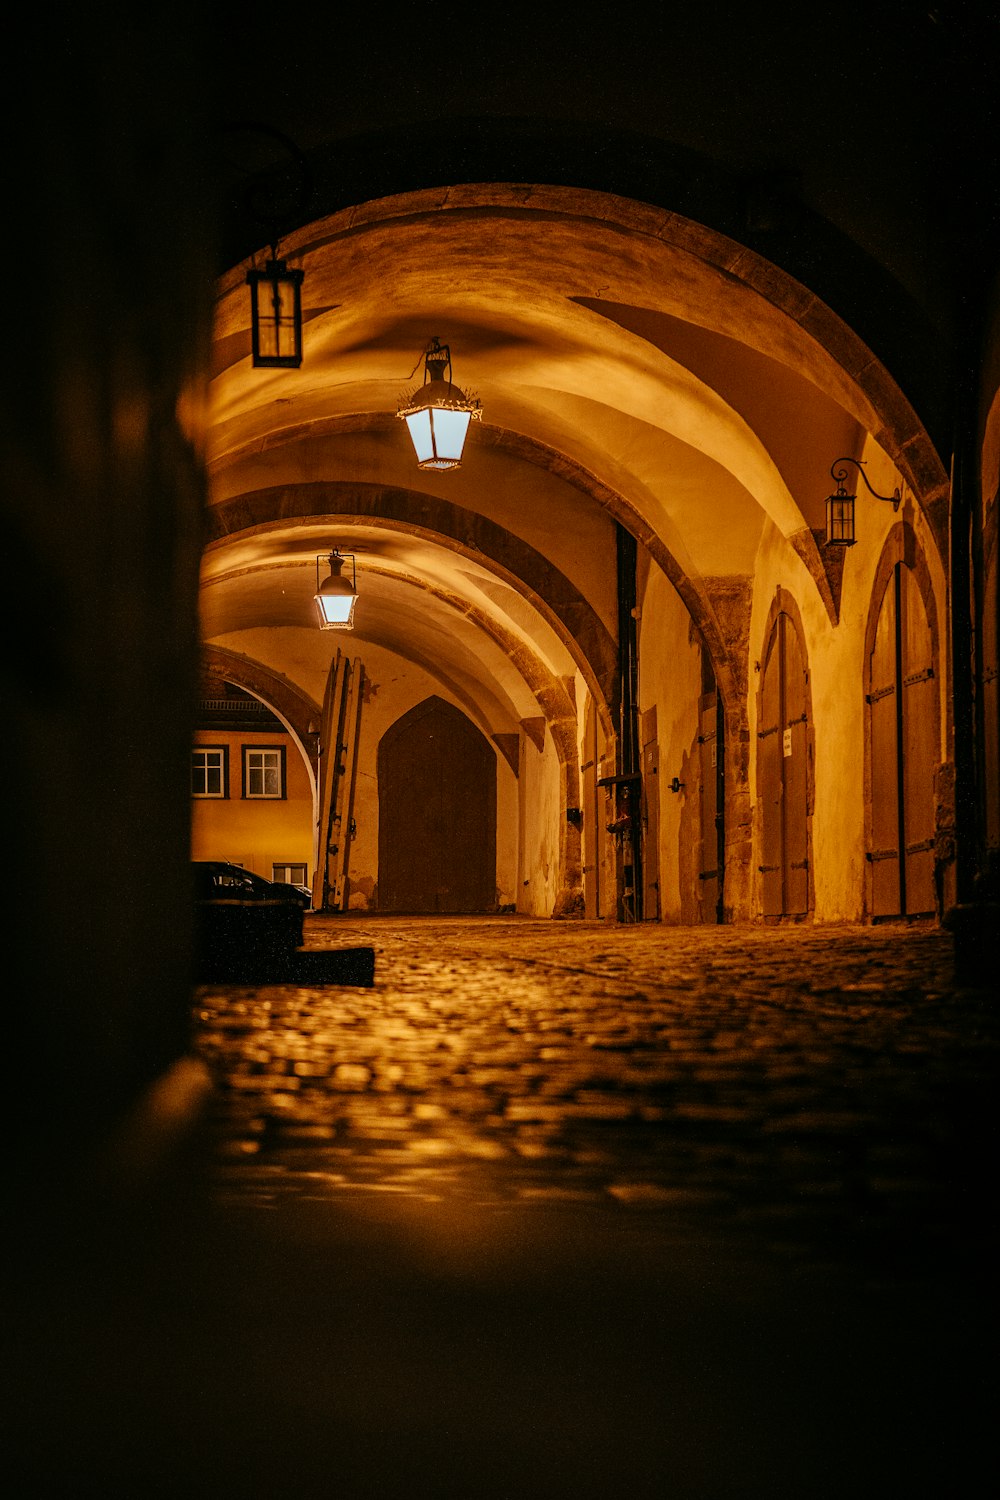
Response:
[314,551,357,629]
[397,338,481,470]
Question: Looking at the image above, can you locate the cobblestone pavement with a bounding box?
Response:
[6,917,996,1500]
[195,915,996,1284]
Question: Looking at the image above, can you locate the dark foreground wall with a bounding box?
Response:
[2,16,212,1178]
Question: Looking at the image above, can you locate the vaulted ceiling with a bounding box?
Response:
[202,6,991,727]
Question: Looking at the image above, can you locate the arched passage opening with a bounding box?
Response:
[190,655,321,889]
[204,184,952,926]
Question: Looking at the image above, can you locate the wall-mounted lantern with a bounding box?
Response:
[396,337,482,470]
[824,457,901,546]
[314,550,357,629]
[247,245,304,368]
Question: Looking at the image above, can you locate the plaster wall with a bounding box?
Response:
[518,726,563,916]
[637,562,705,922]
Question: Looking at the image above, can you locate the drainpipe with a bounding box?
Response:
[616,524,641,920]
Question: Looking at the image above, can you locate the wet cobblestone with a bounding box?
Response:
[194,915,996,1282]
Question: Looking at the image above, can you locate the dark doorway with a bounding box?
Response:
[378,696,497,913]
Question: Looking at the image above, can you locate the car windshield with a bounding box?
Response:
[194,863,273,898]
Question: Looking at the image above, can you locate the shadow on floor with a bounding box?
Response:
[197,946,376,987]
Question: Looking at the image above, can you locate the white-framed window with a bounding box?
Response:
[243,745,286,799]
[192,746,228,798]
[273,863,308,887]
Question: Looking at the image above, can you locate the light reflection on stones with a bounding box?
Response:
[193,917,993,1273]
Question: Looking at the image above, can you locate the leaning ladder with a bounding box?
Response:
[314,649,365,912]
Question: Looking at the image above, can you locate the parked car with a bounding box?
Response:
[284,882,314,909]
[192,860,305,971]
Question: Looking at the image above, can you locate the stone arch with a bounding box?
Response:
[211,186,953,789]
[203,464,746,753]
[204,476,618,719]
[218,131,954,461]
[217,185,950,538]
[200,644,321,788]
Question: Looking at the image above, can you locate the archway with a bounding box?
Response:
[204,184,954,927]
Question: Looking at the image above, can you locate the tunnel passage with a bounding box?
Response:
[377,696,498,913]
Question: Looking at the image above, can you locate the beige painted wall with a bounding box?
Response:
[517,725,563,915]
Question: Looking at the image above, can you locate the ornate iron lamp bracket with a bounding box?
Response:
[830,457,902,511]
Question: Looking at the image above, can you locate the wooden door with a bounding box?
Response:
[582,698,602,920]
[900,568,936,914]
[868,574,901,915]
[868,565,937,917]
[697,692,723,922]
[641,737,660,920]
[378,696,496,914]
[782,621,810,915]
[758,612,810,917]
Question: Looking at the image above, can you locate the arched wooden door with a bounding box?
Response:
[758,610,810,917]
[378,696,497,914]
[867,563,937,918]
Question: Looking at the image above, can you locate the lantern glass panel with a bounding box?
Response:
[429,407,472,465]
[403,408,435,465]
[316,591,356,628]
[258,276,299,362]
[826,493,855,546]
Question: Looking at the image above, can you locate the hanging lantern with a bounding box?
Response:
[314,551,357,629]
[824,457,901,546]
[396,337,481,470]
[825,482,856,547]
[247,251,304,368]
